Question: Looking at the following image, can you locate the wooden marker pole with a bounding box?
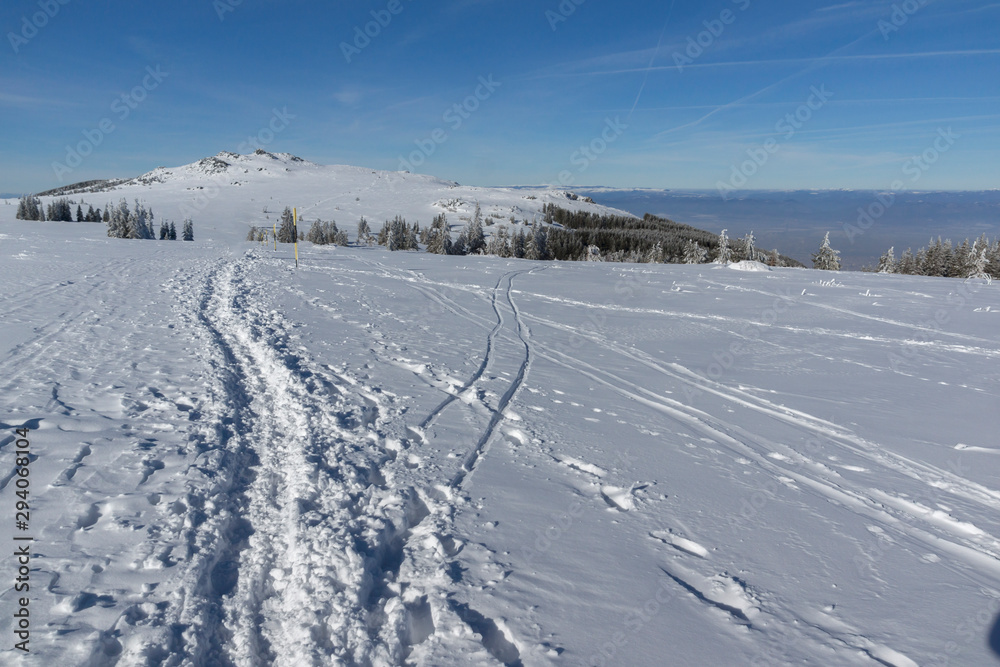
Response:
[293,207,299,268]
[273,222,277,251]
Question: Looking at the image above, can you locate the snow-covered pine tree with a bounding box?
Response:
[641,241,662,263]
[404,219,418,250]
[543,204,554,225]
[128,200,154,239]
[966,236,991,282]
[682,239,706,264]
[58,199,74,221]
[945,239,967,278]
[128,201,141,238]
[182,219,194,241]
[332,222,348,246]
[386,216,409,251]
[387,219,399,251]
[426,214,452,255]
[585,245,603,262]
[897,249,916,274]
[277,207,296,243]
[741,231,756,262]
[357,217,373,245]
[877,246,896,274]
[714,229,733,264]
[142,203,154,238]
[486,226,511,257]
[385,215,413,251]
[168,221,177,240]
[451,230,468,256]
[812,232,842,271]
[159,220,169,240]
[524,229,540,260]
[307,220,327,245]
[465,203,486,254]
[987,238,1000,279]
[45,199,65,221]
[527,222,547,260]
[512,229,526,259]
[76,205,84,222]
[15,196,26,220]
[107,199,130,238]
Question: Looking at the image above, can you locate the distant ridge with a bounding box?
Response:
[12,151,639,243]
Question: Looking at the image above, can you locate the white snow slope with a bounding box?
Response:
[31,151,631,244]
[1,190,1000,666]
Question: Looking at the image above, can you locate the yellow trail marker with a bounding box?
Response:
[273,222,277,251]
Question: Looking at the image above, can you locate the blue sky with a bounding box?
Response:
[2,0,998,193]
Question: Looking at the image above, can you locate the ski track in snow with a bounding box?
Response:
[3,230,998,666]
[192,251,527,666]
[207,254,1000,667]
[532,325,1000,574]
[297,255,996,665]
[449,268,537,489]
[516,303,999,664]
[413,271,508,433]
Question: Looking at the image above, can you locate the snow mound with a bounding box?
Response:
[728,260,772,272]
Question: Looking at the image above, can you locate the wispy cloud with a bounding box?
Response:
[0,92,77,109]
[557,49,1000,78]
[627,0,677,121]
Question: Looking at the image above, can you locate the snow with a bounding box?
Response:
[728,260,772,272]
[27,151,633,246]
[2,165,1000,665]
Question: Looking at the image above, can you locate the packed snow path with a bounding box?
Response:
[1,229,999,666]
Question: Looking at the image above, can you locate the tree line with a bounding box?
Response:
[872,235,997,280]
[539,204,804,266]
[16,195,104,223]
[104,199,193,241]
[257,202,811,268]
[15,195,194,241]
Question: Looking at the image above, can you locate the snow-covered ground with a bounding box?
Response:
[2,206,1000,666]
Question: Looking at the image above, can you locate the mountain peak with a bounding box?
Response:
[209,149,312,165]
[25,152,637,243]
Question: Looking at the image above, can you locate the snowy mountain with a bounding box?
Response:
[27,150,634,243]
[1,176,1000,664]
